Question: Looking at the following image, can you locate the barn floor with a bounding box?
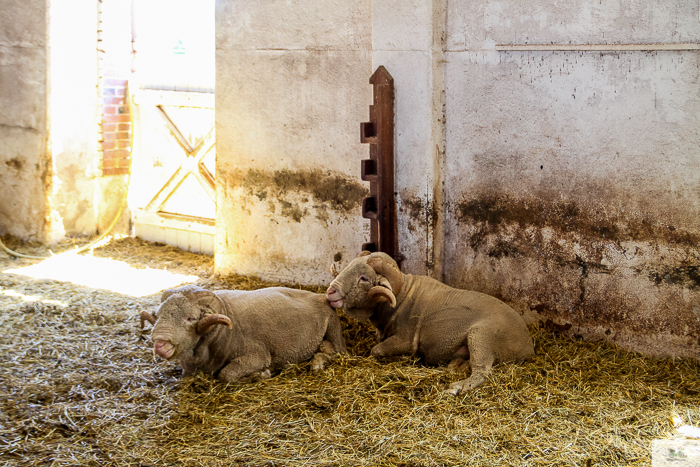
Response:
[0,236,698,466]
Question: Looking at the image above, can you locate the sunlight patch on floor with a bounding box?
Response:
[0,289,68,307]
[2,251,199,297]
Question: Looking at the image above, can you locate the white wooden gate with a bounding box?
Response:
[130,89,216,254]
[127,0,216,254]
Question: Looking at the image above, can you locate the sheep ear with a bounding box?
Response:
[368,286,396,308]
[358,250,372,258]
[161,284,205,302]
[140,310,157,329]
[196,314,233,335]
[329,262,340,278]
[184,290,224,314]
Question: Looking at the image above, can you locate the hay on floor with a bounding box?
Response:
[0,236,698,466]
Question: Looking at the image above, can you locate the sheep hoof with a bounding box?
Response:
[445,375,486,396]
[310,352,332,372]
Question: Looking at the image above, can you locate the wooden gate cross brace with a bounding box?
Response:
[144,105,216,213]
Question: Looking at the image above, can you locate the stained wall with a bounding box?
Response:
[443,1,700,357]
[0,0,49,241]
[215,0,373,284]
[0,0,126,243]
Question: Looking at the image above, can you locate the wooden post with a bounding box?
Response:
[360,66,402,266]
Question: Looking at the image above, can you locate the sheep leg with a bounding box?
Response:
[218,353,271,383]
[311,339,343,371]
[322,312,347,354]
[310,312,349,372]
[236,369,272,383]
[444,331,495,396]
[370,335,413,359]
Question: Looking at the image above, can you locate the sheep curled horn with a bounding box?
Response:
[360,250,403,308]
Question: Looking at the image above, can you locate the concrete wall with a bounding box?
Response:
[372,0,446,277]
[49,0,102,241]
[0,0,126,243]
[443,0,700,358]
[215,0,699,358]
[215,0,373,284]
[0,0,49,241]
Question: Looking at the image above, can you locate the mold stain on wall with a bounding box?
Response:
[449,192,700,357]
[399,192,438,272]
[455,194,700,247]
[228,168,369,223]
[5,158,24,171]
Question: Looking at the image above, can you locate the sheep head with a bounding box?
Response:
[326,251,403,321]
[143,287,232,361]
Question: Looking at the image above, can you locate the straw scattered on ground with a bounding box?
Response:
[0,235,698,466]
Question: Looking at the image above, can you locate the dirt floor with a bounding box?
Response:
[0,236,698,466]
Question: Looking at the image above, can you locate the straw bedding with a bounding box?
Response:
[0,236,698,466]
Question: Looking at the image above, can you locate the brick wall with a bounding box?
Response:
[98,0,133,176]
[100,78,131,175]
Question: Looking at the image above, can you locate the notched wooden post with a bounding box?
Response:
[360,66,402,266]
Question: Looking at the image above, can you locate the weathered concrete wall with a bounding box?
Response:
[215,0,373,284]
[443,0,700,357]
[372,0,446,277]
[0,0,49,241]
[0,0,126,243]
[49,0,103,241]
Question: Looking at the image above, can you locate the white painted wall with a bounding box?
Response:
[442,0,700,357]
[215,0,373,284]
[372,0,446,278]
[49,0,102,242]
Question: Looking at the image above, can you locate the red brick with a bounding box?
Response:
[117,123,130,131]
[103,149,130,159]
[103,106,117,115]
[115,140,131,149]
[101,141,116,150]
[103,97,124,106]
[102,88,125,97]
[103,115,130,123]
[102,132,129,141]
[101,123,117,132]
[102,167,130,175]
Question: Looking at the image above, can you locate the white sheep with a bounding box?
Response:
[326,252,534,395]
[140,285,346,382]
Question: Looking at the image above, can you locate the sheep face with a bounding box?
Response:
[326,255,398,321]
[144,292,232,361]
